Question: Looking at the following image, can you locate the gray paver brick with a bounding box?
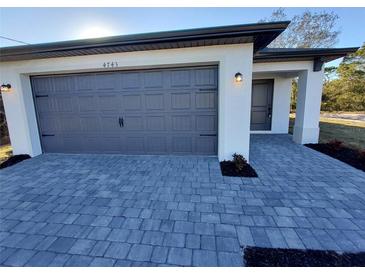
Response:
[1,136,365,266]
[194,222,215,235]
[216,237,240,252]
[142,231,164,245]
[218,252,243,266]
[215,224,237,237]
[107,228,131,242]
[68,239,96,255]
[65,255,93,266]
[4,249,36,266]
[174,221,194,233]
[163,233,185,247]
[151,246,169,263]
[87,227,112,240]
[89,241,110,257]
[90,257,116,266]
[104,242,131,259]
[193,249,218,266]
[167,247,192,266]
[186,234,200,249]
[236,226,254,246]
[25,251,57,266]
[127,244,153,261]
[201,235,216,250]
[48,237,77,253]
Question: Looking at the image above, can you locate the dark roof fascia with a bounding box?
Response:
[254,47,359,63]
[0,21,290,62]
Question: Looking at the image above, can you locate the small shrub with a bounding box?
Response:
[232,153,247,172]
[359,150,365,161]
[328,139,343,151]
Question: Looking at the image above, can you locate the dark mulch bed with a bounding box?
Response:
[305,141,365,172]
[220,161,258,177]
[244,246,365,267]
[0,154,31,169]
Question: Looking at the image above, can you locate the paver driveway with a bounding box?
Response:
[1,134,365,266]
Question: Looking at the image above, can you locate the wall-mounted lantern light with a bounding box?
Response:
[0,84,12,92]
[235,72,243,83]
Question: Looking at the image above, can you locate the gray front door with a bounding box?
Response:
[32,66,218,155]
[250,79,273,130]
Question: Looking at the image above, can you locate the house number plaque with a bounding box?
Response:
[103,62,119,68]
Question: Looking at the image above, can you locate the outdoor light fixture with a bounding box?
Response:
[0,84,11,92]
[235,72,243,83]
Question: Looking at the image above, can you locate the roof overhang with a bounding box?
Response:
[254,47,359,63]
[0,21,290,62]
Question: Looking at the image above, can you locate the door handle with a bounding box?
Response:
[118,117,124,127]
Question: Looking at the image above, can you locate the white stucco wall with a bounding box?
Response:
[0,44,253,161]
[252,61,324,143]
[293,68,325,144]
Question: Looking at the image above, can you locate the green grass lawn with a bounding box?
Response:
[0,144,12,164]
[289,117,365,150]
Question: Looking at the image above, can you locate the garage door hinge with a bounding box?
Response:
[200,134,217,137]
[42,134,55,137]
[199,88,217,91]
[35,95,49,98]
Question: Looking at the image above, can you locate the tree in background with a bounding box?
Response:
[322,43,365,111]
[259,8,340,48]
[260,9,364,113]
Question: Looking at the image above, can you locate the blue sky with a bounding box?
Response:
[0,7,364,66]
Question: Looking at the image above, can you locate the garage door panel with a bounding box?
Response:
[57,97,74,113]
[196,115,216,131]
[80,116,100,132]
[42,136,59,152]
[195,92,216,109]
[123,95,142,111]
[195,68,217,87]
[98,95,119,112]
[146,136,167,153]
[59,116,80,132]
[75,74,95,91]
[144,71,164,88]
[146,116,165,131]
[62,135,82,152]
[36,97,56,113]
[78,96,97,112]
[172,115,192,131]
[172,136,193,153]
[124,136,145,153]
[32,77,53,95]
[171,70,191,87]
[103,136,122,152]
[54,76,74,93]
[145,94,164,110]
[124,116,144,130]
[122,72,140,89]
[171,93,191,110]
[39,117,58,133]
[95,73,119,90]
[32,66,217,155]
[196,136,217,154]
[101,116,119,131]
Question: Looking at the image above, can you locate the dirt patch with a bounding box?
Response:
[220,161,258,177]
[0,154,31,169]
[305,141,365,172]
[244,246,365,267]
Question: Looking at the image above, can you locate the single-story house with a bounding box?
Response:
[0,21,358,161]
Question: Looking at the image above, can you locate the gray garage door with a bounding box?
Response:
[31,66,218,155]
